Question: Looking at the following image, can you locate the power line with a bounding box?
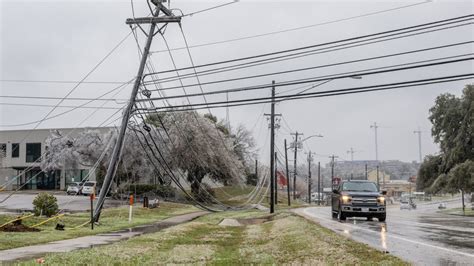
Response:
[144,14,472,78]
[0,95,127,101]
[150,0,433,53]
[143,21,473,86]
[144,41,473,90]
[136,74,474,112]
[0,80,127,84]
[0,79,133,127]
[182,0,238,17]
[0,102,122,110]
[138,56,473,102]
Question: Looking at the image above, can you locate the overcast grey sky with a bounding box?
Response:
[1,0,473,166]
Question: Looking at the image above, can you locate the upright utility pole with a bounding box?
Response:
[284,139,291,206]
[290,131,302,200]
[93,2,180,222]
[268,81,276,213]
[370,122,379,161]
[317,161,321,205]
[346,147,358,180]
[307,152,313,204]
[413,129,422,163]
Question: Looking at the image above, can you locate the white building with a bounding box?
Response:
[0,127,112,191]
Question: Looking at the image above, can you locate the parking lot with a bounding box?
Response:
[0,191,123,213]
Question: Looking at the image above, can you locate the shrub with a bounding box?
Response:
[32,192,59,217]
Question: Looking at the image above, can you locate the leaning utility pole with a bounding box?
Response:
[290,131,302,200]
[93,1,181,222]
[284,139,291,206]
[413,129,422,163]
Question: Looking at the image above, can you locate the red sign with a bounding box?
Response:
[276,170,288,187]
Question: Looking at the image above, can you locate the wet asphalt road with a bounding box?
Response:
[298,201,474,265]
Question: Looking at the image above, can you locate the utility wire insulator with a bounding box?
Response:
[141,89,152,98]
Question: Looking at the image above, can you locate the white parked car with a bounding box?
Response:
[66,182,83,195]
[438,202,447,209]
[81,181,97,196]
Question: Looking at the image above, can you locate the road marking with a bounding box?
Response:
[301,208,474,259]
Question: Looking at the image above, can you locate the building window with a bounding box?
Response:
[12,143,20,158]
[26,143,41,163]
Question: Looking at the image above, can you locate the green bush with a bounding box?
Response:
[32,192,59,217]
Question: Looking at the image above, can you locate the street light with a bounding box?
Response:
[300,134,323,143]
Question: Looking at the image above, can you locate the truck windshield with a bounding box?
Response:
[342,182,378,192]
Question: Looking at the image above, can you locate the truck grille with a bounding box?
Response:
[352,197,378,206]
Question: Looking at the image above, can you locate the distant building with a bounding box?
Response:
[367,169,391,185]
[0,127,112,191]
[382,180,415,198]
[328,159,419,181]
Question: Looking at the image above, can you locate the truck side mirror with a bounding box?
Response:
[381,190,387,195]
[332,189,339,194]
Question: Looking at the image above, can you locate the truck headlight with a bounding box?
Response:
[341,195,351,203]
[377,196,385,204]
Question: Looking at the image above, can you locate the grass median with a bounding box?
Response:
[0,202,199,251]
[19,210,407,265]
[438,207,474,217]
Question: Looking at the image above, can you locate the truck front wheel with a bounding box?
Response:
[338,208,346,221]
[378,213,386,222]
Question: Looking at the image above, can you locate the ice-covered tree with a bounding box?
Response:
[148,111,246,197]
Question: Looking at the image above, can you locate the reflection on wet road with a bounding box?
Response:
[297,201,474,265]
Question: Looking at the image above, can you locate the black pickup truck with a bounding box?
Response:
[331,180,387,222]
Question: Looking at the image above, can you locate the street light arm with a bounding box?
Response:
[301,134,323,142]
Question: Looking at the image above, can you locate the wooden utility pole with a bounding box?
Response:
[285,139,291,206]
[318,161,321,206]
[93,2,181,222]
[307,152,313,204]
[264,83,281,213]
[290,131,302,200]
[269,81,276,213]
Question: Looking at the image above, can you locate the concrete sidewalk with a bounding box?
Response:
[0,211,208,262]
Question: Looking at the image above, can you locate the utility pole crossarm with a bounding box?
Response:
[126,17,181,25]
